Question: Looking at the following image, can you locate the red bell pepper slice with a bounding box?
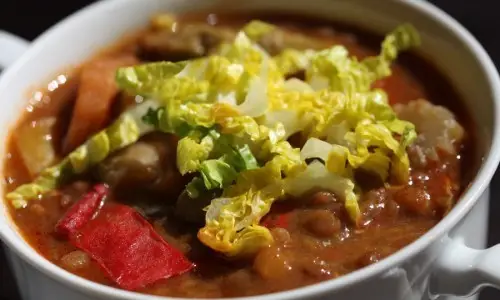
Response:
[55,184,108,238]
[262,213,290,228]
[261,202,292,229]
[71,204,194,290]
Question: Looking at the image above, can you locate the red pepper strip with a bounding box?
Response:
[71,204,194,290]
[55,184,108,238]
[261,213,290,229]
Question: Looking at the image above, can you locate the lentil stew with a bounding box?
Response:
[3,12,474,298]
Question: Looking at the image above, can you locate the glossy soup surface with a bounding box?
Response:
[4,13,473,298]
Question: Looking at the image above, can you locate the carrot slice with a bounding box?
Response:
[63,55,138,153]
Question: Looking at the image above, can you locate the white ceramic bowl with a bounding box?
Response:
[1,0,500,299]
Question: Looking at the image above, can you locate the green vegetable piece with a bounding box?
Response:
[107,114,140,151]
[176,134,215,175]
[200,159,238,190]
[68,146,88,174]
[242,20,277,41]
[273,49,315,75]
[141,107,165,129]
[363,23,421,79]
[285,161,360,224]
[7,109,143,207]
[87,131,111,164]
[115,61,188,98]
[7,162,68,209]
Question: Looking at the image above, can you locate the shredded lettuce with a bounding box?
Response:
[200,159,238,190]
[285,161,360,222]
[176,134,215,175]
[242,20,277,41]
[199,140,304,256]
[363,23,420,80]
[151,13,177,31]
[267,87,416,185]
[7,164,67,209]
[231,144,260,170]
[305,23,420,94]
[177,128,261,196]
[6,101,152,208]
[273,49,315,76]
[116,61,190,98]
[199,189,275,256]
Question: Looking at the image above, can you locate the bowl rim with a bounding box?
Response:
[1,0,499,299]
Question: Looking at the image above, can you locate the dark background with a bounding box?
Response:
[0,0,498,299]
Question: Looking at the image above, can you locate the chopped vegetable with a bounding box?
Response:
[198,141,304,257]
[150,13,177,31]
[363,23,421,80]
[261,213,290,229]
[273,49,315,75]
[242,20,328,56]
[176,133,215,175]
[115,61,189,99]
[14,117,58,177]
[241,20,277,41]
[200,159,238,190]
[7,164,66,209]
[6,102,155,208]
[176,128,261,196]
[55,184,108,238]
[285,161,360,223]
[305,23,420,94]
[64,55,139,153]
[9,21,421,259]
[199,188,276,257]
[395,99,465,165]
[70,204,194,290]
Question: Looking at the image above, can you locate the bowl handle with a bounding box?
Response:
[0,31,30,70]
[429,236,500,297]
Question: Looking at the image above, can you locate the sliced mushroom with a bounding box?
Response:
[97,132,186,196]
[139,24,235,61]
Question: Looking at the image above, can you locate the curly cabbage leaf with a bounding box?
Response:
[122,23,418,256]
[363,23,420,80]
[6,101,153,207]
[177,128,261,196]
[176,133,216,175]
[199,139,304,256]
[116,61,190,98]
[242,20,277,41]
[285,161,360,223]
[304,24,420,94]
[199,159,238,190]
[199,189,275,256]
[273,49,315,75]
